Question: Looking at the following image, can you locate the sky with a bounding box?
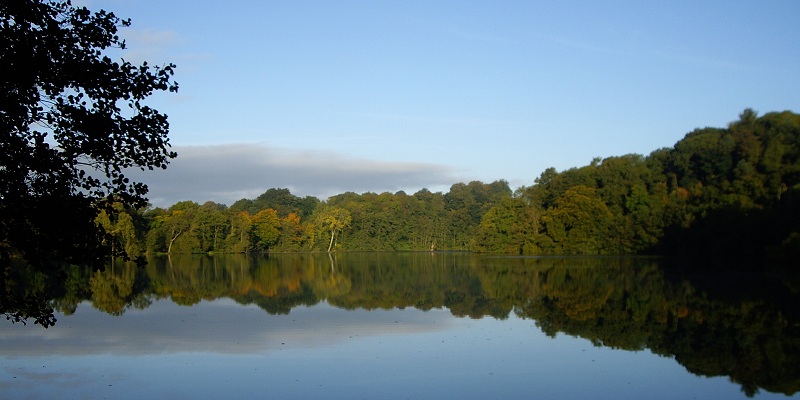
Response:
[85,0,799,207]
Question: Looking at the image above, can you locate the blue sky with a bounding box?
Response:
[88,0,799,206]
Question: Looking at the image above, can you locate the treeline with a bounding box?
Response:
[110,181,513,255]
[106,109,800,262]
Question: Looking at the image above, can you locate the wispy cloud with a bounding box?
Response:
[347,111,508,128]
[410,16,507,44]
[124,28,182,47]
[540,34,618,55]
[126,143,461,207]
[116,28,183,65]
[646,48,750,72]
[539,32,750,72]
[441,25,505,43]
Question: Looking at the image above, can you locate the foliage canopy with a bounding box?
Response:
[0,0,178,272]
[130,110,799,267]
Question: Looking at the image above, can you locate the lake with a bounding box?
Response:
[1,253,798,399]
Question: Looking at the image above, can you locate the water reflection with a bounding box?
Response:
[2,253,799,397]
[2,299,454,357]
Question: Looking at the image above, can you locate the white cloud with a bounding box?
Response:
[127,143,462,207]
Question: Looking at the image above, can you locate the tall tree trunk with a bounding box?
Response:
[327,228,336,252]
[167,229,182,255]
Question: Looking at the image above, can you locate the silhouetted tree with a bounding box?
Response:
[1,0,178,272]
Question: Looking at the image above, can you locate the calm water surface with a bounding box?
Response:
[1,253,798,399]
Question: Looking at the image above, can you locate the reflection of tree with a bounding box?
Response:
[518,260,677,350]
[53,266,93,316]
[311,254,351,299]
[539,267,616,321]
[653,274,800,397]
[89,265,134,315]
[511,258,800,397]
[5,253,799,396]
[1,262,58,327]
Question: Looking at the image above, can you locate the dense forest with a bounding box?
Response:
[105,110,799,264]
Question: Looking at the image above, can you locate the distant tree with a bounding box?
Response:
[251,208,281,251]
[315,207,352,252]
[445,180,512,249]
[540,185,614,254]
[193,201,229,252]
[231,188,320,217]
[1,0,178,271]
[226,211,253,253]
[146,201,198,254]
[657,110,800,262]
[411,188,449,251]
[95,202,143,259]
[473,197,539,254]
[278,212,305,251]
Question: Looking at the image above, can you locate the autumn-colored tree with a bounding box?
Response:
[278,212,305,251]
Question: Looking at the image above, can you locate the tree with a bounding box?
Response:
[444,180,512,249]
[315,207,352,252]
[278,212,305,251]
[540,185,614,254]
[193,201,229,253]
[251,208,281,251]
[227,211,253,253]
[1,0,178,271]
[95,201,143,260]
[473,197,539,254]
[147,202,198,255]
